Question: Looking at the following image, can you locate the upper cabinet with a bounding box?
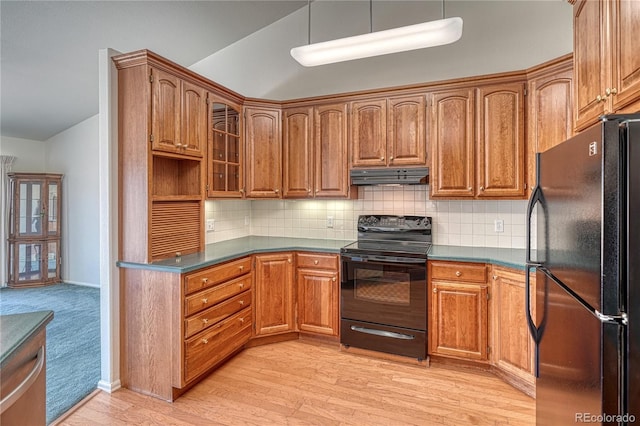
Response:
[208,97,243,198]
[282,103,353,199]
[526,55,574,196]
[244,106,282,198]
[151,68,206,158]
[573,0,640,131]
[351,95,427,168]
[476,82,526,198]
[430,80,526,199]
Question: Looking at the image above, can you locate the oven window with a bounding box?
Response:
[354,269,411,305]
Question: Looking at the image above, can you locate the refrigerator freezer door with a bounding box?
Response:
[536,270,622,425]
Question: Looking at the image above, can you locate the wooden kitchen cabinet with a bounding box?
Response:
[120,257,252,401]
[208,97,243,198]
[490,266,535,397]
[573,0,640,131]
[430,80,526,199]
[296,253,339,337]
[351,95,427,168]
[428,261,489,361]
[253,253,295,336]
[244,106,282,198]
[429,88,475,198]
[526,55,573,196]
[151,68,207,158]
[283,106,313,198]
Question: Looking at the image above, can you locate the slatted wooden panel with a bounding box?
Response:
[151,201,201,260]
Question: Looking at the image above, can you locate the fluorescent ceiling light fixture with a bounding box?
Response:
[291,17,463,67]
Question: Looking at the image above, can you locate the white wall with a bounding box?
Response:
[46,115,100,287]
[190,0,573,100]
[0,136,47,172]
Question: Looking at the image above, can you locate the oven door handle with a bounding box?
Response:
[350,325,416,340]
[341,253,426,264]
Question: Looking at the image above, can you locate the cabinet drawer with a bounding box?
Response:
[184,290,251,338]
[184,257,252,295]
[184,307,252,383]
[297,253,338,270]
[430,261,486,283]
[184,274,252,317]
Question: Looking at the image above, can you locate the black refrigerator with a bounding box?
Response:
[526,114,640,425]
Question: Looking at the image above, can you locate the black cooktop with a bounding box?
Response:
[341,240,432,257]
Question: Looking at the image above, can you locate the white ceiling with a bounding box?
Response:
[1,0,572,143]
[0,0,306,141]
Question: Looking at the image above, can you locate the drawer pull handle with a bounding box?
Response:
[314,260,319,265]
[239,317,245,324]
[0,346,44,414]
[202,318,209,324]
[202,298,208,304]
[201,338,209,344]
[202,278,208,283]
[239,266,244,271]
[239,283,244,289]
[455,271,462,277]
[239,300,244,306]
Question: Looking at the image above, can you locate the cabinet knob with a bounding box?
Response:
[380,157,385,161]
[433,288,437,293]
[202,277,208,283]
[202,318,209,324]
[239,265,244,271]
[307,189,312,194]
[239,300,244,306]
[332,276,337,282]
[492,275,497,280]
[314,260,319,265]
[239,317,245,324]
[467,187,472,191]
[201,338,209,344]
[596,95,604,103]
[202,298,208,304]
[239,283,244,289]
[605,87,618,96]
[455,271,462,277]
[611,88,618,95]
[274,189,280,194]
[389,156,394,161]
[479,186,485,192]
[240,189,245,194]
[315,189,319,193]
[288,258,292,264]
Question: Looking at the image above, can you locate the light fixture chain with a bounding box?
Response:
[442,0,445,19]
[370,0,373,33]
[307,0,311,45]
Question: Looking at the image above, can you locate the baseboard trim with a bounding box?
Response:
[97,379,122,393]
[63,280,100,288]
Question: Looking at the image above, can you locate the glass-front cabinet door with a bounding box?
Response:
[207,96,243,198]
[7,173,63,287]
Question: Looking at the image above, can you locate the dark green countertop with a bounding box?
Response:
[117,236,354,274]
[0,310,54,365]
[428,245,528,270]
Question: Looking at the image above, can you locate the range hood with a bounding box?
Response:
[350,167,429,186]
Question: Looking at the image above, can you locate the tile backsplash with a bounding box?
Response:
[205,185,529,248]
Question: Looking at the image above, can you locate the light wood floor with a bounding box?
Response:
[58,340,535,425]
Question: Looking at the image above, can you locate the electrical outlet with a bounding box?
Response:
[494,219,504,233]
[206,219,215,231]
[327,216,334,228]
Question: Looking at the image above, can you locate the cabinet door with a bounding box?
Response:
[244,107,282,198]
[429,89,475,198]
[573,0,608,131]
[388,95,426,167]
[351,99,387,167]
[151,68,181,154]
[254,253,295,336]
[476,83,526,198]
[314,103,350,198]
[208,99,243,198]
[180,80,207,157]
[430,281,488,361]
[491,268,533,376]
[526,62,573,196]
[297,268,338,336]
[610,0,640,112]
[283,107,313,198]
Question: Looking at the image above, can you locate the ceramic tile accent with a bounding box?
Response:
[205,186,530,249]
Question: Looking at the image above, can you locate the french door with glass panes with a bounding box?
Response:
[7,173,63,287]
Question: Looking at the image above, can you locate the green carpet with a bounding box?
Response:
[0,283,100,424]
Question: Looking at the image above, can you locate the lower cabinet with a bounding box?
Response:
[491,265,536,395]
[120,257,252,401]
[296,253,339,336]
[428,261,489,361]
[253,252,295,336]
